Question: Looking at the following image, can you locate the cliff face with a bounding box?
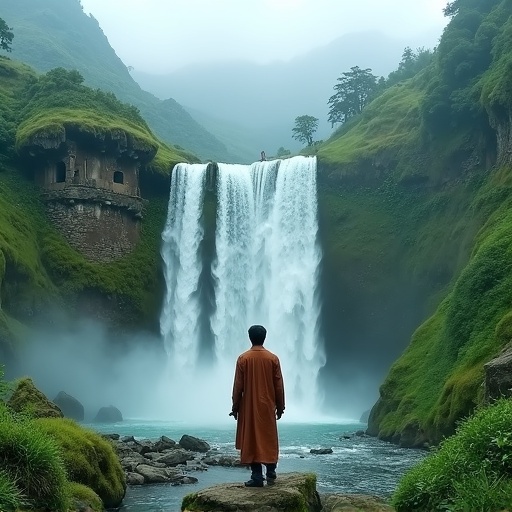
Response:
[316,0,512,445]
[0,59,176,360]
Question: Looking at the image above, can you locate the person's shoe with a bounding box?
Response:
[266,471,277,485]
[244,479,264,487]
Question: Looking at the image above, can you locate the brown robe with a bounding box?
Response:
[232,345,285,464]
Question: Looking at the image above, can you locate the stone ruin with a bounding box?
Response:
[21,128,157,262]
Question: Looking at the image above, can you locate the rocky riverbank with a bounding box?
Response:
[105,432,243,486]
[104,432,397,511]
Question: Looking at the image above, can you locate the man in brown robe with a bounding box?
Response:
[231,325,285,487]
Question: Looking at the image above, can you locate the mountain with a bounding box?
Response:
[1,0,237,162]
[132,30,442,158]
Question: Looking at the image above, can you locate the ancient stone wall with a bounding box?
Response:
[35,140,140,197]
[46,201,141,262]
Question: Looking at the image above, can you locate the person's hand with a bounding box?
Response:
[276,410,284,420]
[229,411,238,420]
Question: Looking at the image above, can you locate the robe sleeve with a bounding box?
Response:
[273,357,285,413]
[232,356,244,413]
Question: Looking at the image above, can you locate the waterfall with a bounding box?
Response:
[160,163,207,367]
[160,156,325,419]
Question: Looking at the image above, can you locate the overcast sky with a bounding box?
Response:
[80,0,448,74]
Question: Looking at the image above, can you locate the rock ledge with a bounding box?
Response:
[182,472,321,512]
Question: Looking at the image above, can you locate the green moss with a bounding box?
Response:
[0,411,69,511]
[39,194,168,326]
[369,169,512,443]
[318,81,424,170]
[67,482,103,512]
[35,418,125,508]
[392,399,512,511]
[7,377,63,419]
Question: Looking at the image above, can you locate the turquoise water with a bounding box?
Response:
[90,420,426,511]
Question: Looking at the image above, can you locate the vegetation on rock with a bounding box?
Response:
[7,377,63,418]
[0,55,180,350]
[311,0,512,446]
[392,398,512,511]
[0,370,117,511]
[0,402,69,511]
[36,418,126,508]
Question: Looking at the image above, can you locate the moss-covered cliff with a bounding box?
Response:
[316,0,512,445]
[0,57,190,359]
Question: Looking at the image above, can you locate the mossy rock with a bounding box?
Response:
[35,418,126,508]
[7,378,63,419]
[67,482,104,512]
[182,473,321,512]
[0,410,69,511]
[322,494,395,511]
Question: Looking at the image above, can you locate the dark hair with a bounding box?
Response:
[248,325,267,345]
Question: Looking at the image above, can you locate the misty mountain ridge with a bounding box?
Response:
[133,29,443,159]
[1,0,236,162]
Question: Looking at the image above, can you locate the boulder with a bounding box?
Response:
[154,435,177,452]
[484,344,512,403]
[53,391,84,421]
[126,472,145,485]
[135,464,182,484]
[322,494,394,512]
[8,378,63,418]
[93,405,123,423]
[202,454,242,467]
[179,434,211,453]
[182,472,321,512]
[310,448,333,455]
[156,448,195,466]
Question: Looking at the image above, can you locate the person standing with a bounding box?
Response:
[230,325,285,487]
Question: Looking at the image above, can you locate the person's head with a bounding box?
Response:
[248,325,267,346]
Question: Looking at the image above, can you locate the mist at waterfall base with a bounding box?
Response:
[158,156,349,424]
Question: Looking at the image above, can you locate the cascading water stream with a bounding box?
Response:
[160,163,208,368]
[160,156,324,420]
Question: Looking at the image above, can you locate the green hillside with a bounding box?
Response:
[0,56,185,359]
[0,0,237,162]
[316,0,512,445]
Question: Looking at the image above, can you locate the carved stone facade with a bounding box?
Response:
[26,135,149,262]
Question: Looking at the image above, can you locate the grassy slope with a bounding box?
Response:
[1,0,235,162]
[318,0,512,443]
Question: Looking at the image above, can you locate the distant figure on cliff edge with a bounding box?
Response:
[230,325,285,487]
[260,150,267,161]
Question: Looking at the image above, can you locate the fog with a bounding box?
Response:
[133,30,442,161]
[78,0,449,160]
[12,318,362,424]
[79,0,448,73]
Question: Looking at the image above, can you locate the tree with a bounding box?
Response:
[327,66,379,127]
[0,17,14,52]
[387,47,434,87]
[276,146,291,158]
[292,115,318,146]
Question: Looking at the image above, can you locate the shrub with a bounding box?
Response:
[67,482,103,512]
[0,411,69,511]
[36,418,126,508]
[392,398,512,511]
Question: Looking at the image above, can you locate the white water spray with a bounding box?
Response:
[160,163,207,368]
[160,156,324,421]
